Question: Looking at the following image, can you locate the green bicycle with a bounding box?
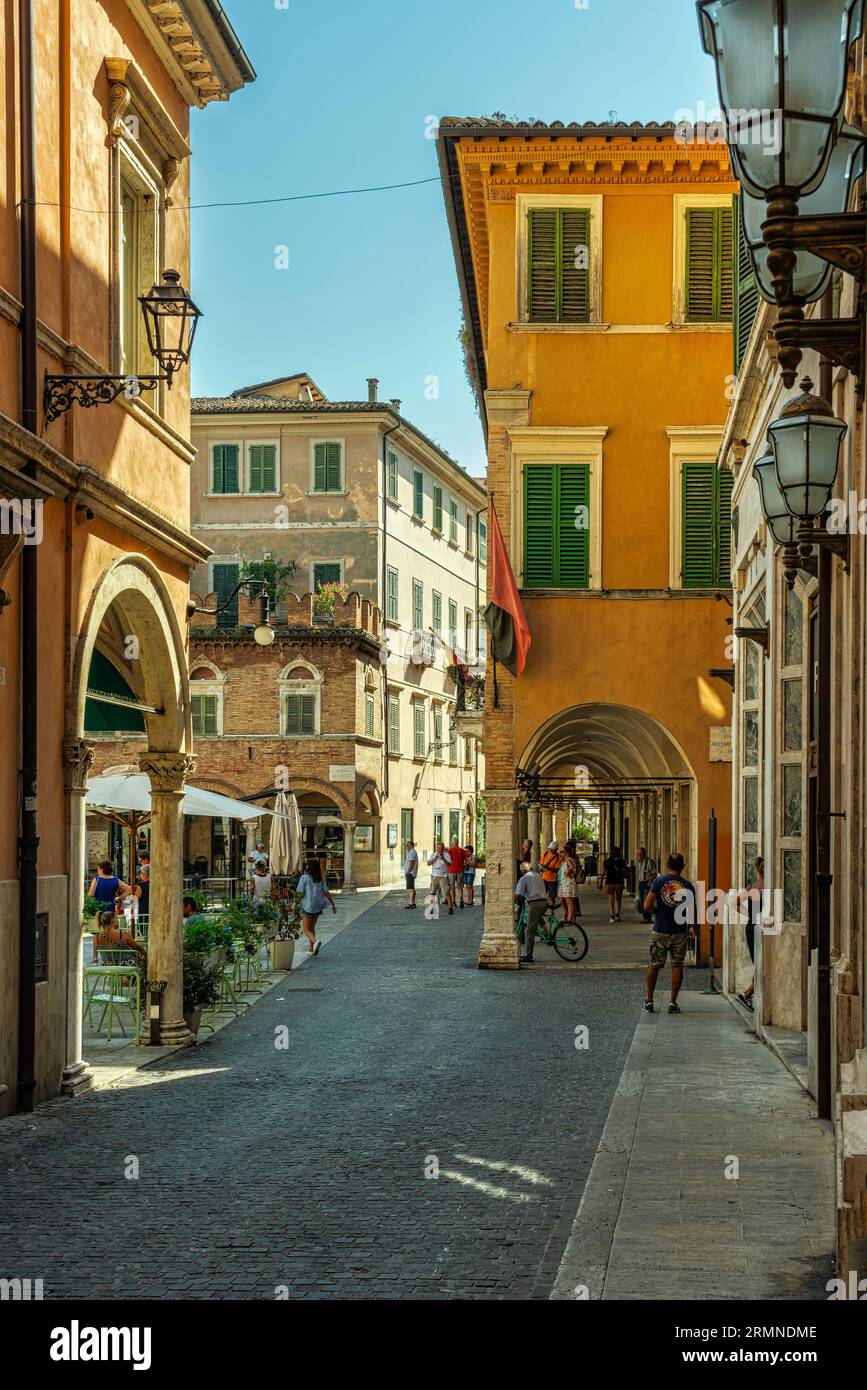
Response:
[515,903,589,962]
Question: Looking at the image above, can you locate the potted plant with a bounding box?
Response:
[182,946,221,1038]
[272,892,303,970]
[312,579,350,623]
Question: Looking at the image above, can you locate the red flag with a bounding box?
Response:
[483,503,531,677]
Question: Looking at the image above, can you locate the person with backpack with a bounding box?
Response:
[635,846,657,923]
[539,842,561,907]
[601,846,628,922]
[642,853,697,1015]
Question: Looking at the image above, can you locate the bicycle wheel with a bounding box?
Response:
[552,919,589,962]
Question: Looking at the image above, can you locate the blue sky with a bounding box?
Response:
[189,0,720,476]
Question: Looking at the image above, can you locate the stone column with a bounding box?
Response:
[527,802,541,858]
[554,804,568,845]
[139,752,197,1046]
[478,789,520,969]
[341,820,358,893]
[540,806,554,848]
[62,738,95,1097]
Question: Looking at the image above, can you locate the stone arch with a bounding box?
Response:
[356,779,381,817]
[189,657,225,682]
[70,553,191,752]
[278,657,324,684]
[290,776,352,819]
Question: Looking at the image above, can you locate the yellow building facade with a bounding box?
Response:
[438,120,737,967]
[0,0,252,1112]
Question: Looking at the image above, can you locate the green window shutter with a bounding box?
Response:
[313,563,342,591]
[524,465,590,589]
[733,195,759,373]
[213,563,239,627]
[717,468,734,587]
[528,208,589,324]
[314,442,341,491]
[248,444,276,494]
[365,692,375,737]
[387,566,398,622]
[412,579,423,630]
[286,694,316,736]
[433,486,443,531]
[432,591,442,634]
[414,702,425,757]
[201,695,218,736]
[448,599,458,647]
[686,208,733,323]
[681,464,717,588]
[212,444,239,495]
[558,465,590,588]
[524,466,556,586]
[388,451,398,501]
[449,499,458,542]
[388,696,400,753]
[191,693,202,737]
[479,522,487,563]
[413,470,424,517]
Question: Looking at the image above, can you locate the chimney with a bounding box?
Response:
[390,399,401,412]
[367,377,379,403]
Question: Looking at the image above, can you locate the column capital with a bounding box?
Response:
[139,751,197,793]
[63,737,96,794]
[341,818,358,830]
[484,788,518,819]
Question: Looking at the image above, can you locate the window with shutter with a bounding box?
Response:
[527,207,590,323]
[313,441,342,492]
[387,450,399,501]
[523,465,590,589]
[365,692,375,737]
[449,499,458,543]
[681,463,732,589]
[448,599,458,649]
[387,566,399,622]
[212,563,239,628]
[313,563,342,592]
[433,706,443,761]
[685,208,733,323]
[387,695,400,753]
[733,195,759,373]
[248,444,277,494]
[479,521,487,563]
[285,693,316,736]
[212,444,240,495]
[433,486,443,532]
[191,693,218,738]
[412,579,423,630]
[413,469,424,517]
[432,590,442,635]
[414,702,426,757]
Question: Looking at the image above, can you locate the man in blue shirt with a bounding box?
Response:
[642,853,696,1015]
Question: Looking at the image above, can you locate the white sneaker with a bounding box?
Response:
[312,939,321,956]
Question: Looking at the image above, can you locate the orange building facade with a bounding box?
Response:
[0,0,252,1112]
[438,120,737,967]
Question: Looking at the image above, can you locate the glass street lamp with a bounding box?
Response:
[754,450,819,587]
[697,0,863,199]
[139,269,203,386]
[741,124,867,301]
[768,377,848,519]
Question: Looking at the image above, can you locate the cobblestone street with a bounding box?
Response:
[0,892,641,1300]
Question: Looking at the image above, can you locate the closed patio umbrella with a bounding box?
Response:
[269,790,292,876]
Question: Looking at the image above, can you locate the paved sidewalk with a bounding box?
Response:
[551,992,836,1301]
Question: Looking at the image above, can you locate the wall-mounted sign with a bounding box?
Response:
[329,765,355,782]
[709,726,732,763]
[387,823,398,848]
[354,824,374,852]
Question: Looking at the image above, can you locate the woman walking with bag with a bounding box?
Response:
[295,858,337,956]
[558,839,586,925]
[601,846,628,922]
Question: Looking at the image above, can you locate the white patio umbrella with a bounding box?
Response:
[268,790,292,876]
[286,791,303,874]
[85,771,276,823]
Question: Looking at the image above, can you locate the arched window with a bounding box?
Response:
[278,660,324,738]
[190,659,225,739]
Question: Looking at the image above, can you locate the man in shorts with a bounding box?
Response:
[642,853,696,1015]
[447,836,465,909]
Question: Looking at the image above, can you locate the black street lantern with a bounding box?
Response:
[139,269,202,386]
[697,0,863,200]
[43,268,202,425]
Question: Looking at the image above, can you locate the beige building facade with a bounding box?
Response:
[189,375,487,884]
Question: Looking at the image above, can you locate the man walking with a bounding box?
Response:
[448,836,465,909]
[403,840,419,909]
[635,846,657,923]
[642,853,696,1014]
[427,841,453,916]
[515,863,549,965]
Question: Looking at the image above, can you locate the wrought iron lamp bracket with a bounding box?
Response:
[43,372,168,425]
